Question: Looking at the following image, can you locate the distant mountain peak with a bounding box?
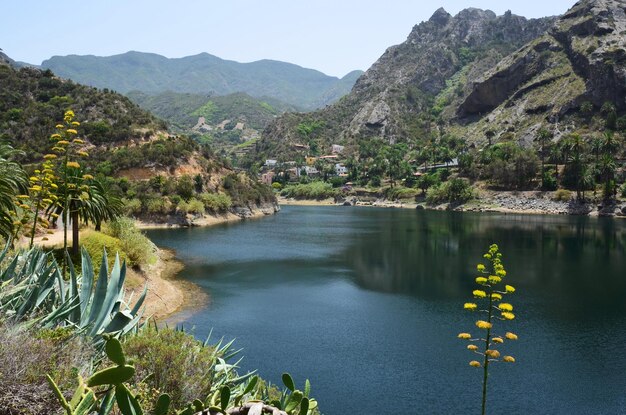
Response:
[429,7,451,25]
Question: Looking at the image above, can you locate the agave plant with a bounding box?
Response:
[0,242,145,337]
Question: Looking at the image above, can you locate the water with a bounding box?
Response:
[147,206,626,414]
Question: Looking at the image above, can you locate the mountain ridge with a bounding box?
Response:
[41,51,364,110]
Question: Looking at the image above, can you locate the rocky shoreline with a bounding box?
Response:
[135,201,280,229]
[279,192,626,218]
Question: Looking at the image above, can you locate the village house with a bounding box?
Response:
[261,171,275,185]
[265,159,278,168]
[335,163,348,176]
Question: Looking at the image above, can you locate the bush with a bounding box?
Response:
[177,198,205,215]
[542,169,558,191]
[144,197,173,215]
[271,182,282,190]
[103,217,157,268]
[122,197,142,215]
[553,189,573,202]
[0,325,95,415]
[81,230,128,268]
[280,181,338,200]
[426,178,475,205]
[621,183,626,198]
[123,326,225,409]
[199,192,232,212]
[385,186,419,201]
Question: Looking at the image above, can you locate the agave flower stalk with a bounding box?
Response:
[458,244,518,415]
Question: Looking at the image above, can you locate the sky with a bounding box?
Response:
[1,0,576,78]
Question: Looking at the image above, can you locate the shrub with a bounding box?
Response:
[122,197,142,215]
[385,186,419,201]
[199,192,232,212]
[280,181,338,200]
[553,189,572,202]
[81,230,128,268]
[176,175,195,200]
[144,197,173,215]
[103,217,157,267]
[177,198,205,215]
[542,169,558,191]
[0,324,95,415]
[426,178,475,205]
[271,182,282,190]
[123,326,225,409]
[621,183,626,198]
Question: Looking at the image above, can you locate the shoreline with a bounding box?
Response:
[277,192,626,218]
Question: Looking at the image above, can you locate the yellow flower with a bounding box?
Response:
[488,275,502,284]
[42,198,53,204]
[467,344,478,351]
[503,356,515,363]
[64,110,75,118]
[496,269,507,277]
[485,349,500,358]
[505,332,518,341]
[50,133,61,139]
[71,121,80,126]
[475,277,488,285]
[51,213,59,218]
[505,285,516,293]
[43,154,58,160]
[55,124,64,129]
[492,337,504,344]
[473,290,487,298]
[469,361,481,368]
[73,139,85,144]
[499,303,513,312]
[491,293,502,301]
[477,264,486,272]
[77,151,89,157]
[476,320,492,330]
[16,195,30,199]
[57,140,70,145]
[30,185,42,192]
[41,237,49,241]
[82,174,94,180]
[464,303,477,311]
[66,161,81,169]
[46,230,55,234]
[501,312,515,320]
[458,333,472,340]
[66,129,78,135]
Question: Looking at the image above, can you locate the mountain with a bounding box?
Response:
[258,0,626,161]
[41,51,364,110]
[0,55,276,217]
[257,7,557,159]
[127,91,298,131]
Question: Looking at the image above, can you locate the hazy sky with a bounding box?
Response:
[2,0,576,78]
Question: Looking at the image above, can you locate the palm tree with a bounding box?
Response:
[0,142,26,240]
[84,179,123,232]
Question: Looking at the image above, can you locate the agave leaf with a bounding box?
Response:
[80,246,94,318]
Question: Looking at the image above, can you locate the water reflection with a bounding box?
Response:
[342,210,626,315]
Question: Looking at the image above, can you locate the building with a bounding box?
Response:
[299,166,319,177]
[265,159,278,168]
[335,164,348,175]
[261,171,275,185]
[305,156,317,166]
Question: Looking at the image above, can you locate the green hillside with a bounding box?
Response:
[41,51,364,110]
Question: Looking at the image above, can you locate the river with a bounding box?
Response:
[147,206,626,414]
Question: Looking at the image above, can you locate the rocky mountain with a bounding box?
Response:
[40,51,364,110]
[258,0,625,160]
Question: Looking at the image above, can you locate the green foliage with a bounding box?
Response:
[81,231,128,268]
[102,218,157,268]
[280,181,338,200]
[177,198,205,215]
[481,143,539,189]
[426,178,475,205]
[541,169,558,191]
[176,175,195,201]
[0,141,27,239]
[385,186,419,201]
[552,189,572,202]
[199,192,232,212]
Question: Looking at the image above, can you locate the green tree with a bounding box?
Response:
[0,142,27,240]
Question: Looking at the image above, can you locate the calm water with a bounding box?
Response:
[147,206,626,414]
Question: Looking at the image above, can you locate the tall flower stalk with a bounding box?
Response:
[19,158,59,248]
[48,110,90,259]
[458,244,518,415]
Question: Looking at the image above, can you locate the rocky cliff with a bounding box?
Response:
[258,0,625,159]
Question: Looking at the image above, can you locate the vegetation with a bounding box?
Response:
[458,244,518,415]
[280,181,338,200]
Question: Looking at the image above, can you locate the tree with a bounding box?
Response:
[0,142,27,240]
[536,128,552,189]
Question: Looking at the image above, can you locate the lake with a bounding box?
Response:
[147,206,626,414]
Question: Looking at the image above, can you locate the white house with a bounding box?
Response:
[265,159,278,168]
[335,164,348,175]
